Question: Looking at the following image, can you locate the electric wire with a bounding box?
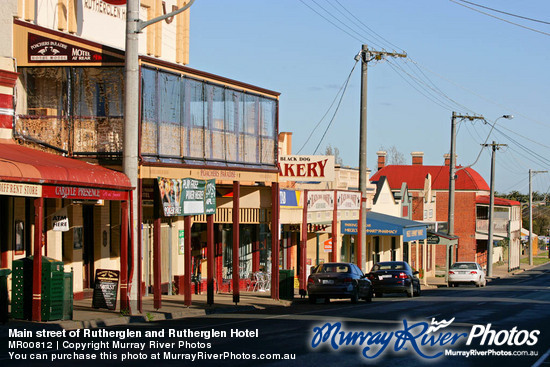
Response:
[449,0,550,37]
[493,126,550,168]
[332,0,405,52]
[296,59,359,154]
[454,0,550,26]
[313,59,359,154]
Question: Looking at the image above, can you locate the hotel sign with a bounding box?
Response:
[28,33,122,64]
[278,155,335,182]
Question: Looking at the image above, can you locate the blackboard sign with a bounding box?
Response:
[92,269,120,310]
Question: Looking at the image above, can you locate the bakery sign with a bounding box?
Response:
[28,33,122,64]
[278,155,335,182]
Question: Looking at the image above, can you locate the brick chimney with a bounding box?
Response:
[444,153,457,166]
[377,151,386,171]
[411,151,424,165]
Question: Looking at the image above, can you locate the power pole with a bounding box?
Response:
[482,141,506,276]
[123,0,195,313]
[529,169,548,266]
[358,45,406,272]
[447,112,484,277]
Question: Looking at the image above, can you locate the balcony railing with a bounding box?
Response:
[476,219,509,234]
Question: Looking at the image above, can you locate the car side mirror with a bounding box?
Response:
[413,271,419,276]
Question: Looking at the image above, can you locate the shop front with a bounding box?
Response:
[0,139,132,321]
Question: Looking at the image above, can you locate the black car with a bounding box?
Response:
[367,261,421,298]
[307,262,373,303]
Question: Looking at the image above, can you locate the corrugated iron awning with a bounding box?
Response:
[0,139,131,191]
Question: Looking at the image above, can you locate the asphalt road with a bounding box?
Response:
[3,264,550,367]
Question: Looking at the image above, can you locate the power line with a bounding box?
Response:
[450,0,550,37]
[296,59,359,154]
[313,59,359,154]
[454,0,550,26]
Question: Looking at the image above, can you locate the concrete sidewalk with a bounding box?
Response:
[2,291,293,332]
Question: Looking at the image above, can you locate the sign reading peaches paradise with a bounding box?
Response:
[158,178,216,217]
[278,155,335,182]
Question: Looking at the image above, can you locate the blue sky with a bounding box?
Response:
[189,0,550,194]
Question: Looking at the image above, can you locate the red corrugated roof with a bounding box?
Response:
[370,165,489,191]
[0,139,131,190]
[476,195,521,206]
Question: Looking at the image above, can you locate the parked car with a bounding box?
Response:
[367,261,421,298]
[448,262,486,287]
[307,262,373,303]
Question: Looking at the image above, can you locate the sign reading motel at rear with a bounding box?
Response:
[278,155,335,182]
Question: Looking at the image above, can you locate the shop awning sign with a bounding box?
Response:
[158,177,216,217]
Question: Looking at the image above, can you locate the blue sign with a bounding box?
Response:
[341,220,358,235]
[280,190,301,208]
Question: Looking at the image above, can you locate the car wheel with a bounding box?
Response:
[414,284,421,297]
[407,284,414,298]
[482,279,487,287]
[351,290,359,304]
[309,296,317,304]
[365,289,373,303]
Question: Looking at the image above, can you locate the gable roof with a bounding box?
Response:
[370,165,489,191]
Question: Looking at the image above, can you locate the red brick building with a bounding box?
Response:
[371,152,522,268]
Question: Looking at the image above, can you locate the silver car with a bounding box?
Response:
[448,262,486,287]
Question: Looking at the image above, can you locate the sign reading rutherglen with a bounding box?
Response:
[278,155,335,182]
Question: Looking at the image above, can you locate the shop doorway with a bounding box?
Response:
[83,205,94,289]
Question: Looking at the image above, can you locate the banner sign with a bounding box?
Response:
[158,177,216,217]
[337,191,361,210]
[307,191,334,212]
[278,155,335,182]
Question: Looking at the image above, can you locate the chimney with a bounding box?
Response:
[377,151,386,171]
[444,153,457,166]
[411,151,424,165]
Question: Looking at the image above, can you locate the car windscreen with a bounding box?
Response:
[318,264,350,273]
[372,263,405,271]
[451,263,477,270]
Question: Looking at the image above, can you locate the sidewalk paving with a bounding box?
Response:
[2,260,547,332]
[1,291,292,332]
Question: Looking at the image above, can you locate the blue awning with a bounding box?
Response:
[341,212,427,241]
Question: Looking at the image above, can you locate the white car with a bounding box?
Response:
[448,262,486,287]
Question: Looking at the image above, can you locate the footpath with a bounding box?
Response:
[1,260,547,333]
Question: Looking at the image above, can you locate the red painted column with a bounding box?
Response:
[32,197,44,322]
[137,180,143,312]
[271,182,280,300]
[0,68,18,132]
[207,214,214,305]
[120,200,129,311]
[232,181,240,304]
[216,237,223,292]
[184,216,192,306]
[332,190,338,263]
[153,214,162,309]
[300,190,308,296]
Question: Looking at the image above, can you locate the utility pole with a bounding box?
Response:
[123,0,195,313]
[482,141,506,277]
[529,169,548,266]
[358,45,406,272]
[447,112,484,276]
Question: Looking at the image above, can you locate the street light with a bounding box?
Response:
[483,115,513,277]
